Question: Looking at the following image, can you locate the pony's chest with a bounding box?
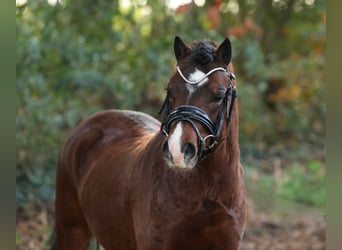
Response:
[149,198,241,250]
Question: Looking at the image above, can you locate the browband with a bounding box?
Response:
[176,65,236,85]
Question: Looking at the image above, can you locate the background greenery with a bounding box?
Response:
[16,0,325,207]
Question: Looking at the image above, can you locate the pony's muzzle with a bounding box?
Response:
[162,123,196,169]
[162,140,198,170]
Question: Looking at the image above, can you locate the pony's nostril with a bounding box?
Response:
[181,142,197,160]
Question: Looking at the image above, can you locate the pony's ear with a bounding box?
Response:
[216,38,232,66]
[174,36,191,61]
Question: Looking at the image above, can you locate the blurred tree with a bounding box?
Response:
[16,0,325,204]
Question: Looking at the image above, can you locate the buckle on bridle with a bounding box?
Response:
[203,134,218,151]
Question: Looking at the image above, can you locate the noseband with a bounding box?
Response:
[159,66,237,159]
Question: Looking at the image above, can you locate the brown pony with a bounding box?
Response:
[54,36,246,250]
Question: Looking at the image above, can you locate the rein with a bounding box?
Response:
[159,66,237,159]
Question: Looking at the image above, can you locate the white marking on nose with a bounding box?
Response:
[168,122,187,168]
[187,68,208,95]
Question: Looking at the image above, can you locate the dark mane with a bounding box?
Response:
[188,40,217,67]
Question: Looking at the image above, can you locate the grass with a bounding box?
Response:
[245,160,326,207]
[277,160,326,207]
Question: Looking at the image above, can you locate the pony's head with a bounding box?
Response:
[160,36,237,170]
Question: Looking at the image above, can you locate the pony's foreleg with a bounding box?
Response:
[55,167,92,250]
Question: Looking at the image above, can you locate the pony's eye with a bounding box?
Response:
[213,93,225,102]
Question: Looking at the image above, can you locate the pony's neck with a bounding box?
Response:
[201,111,241,194]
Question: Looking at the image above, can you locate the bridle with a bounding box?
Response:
[159,66,237,159]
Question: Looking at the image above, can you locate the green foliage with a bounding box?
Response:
[278,161,326,207]
[244,160,326,207]
[16,0,325,205]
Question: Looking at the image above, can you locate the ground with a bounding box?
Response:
[240,201,325,250]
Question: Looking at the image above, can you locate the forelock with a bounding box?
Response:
[188,40,217,67]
